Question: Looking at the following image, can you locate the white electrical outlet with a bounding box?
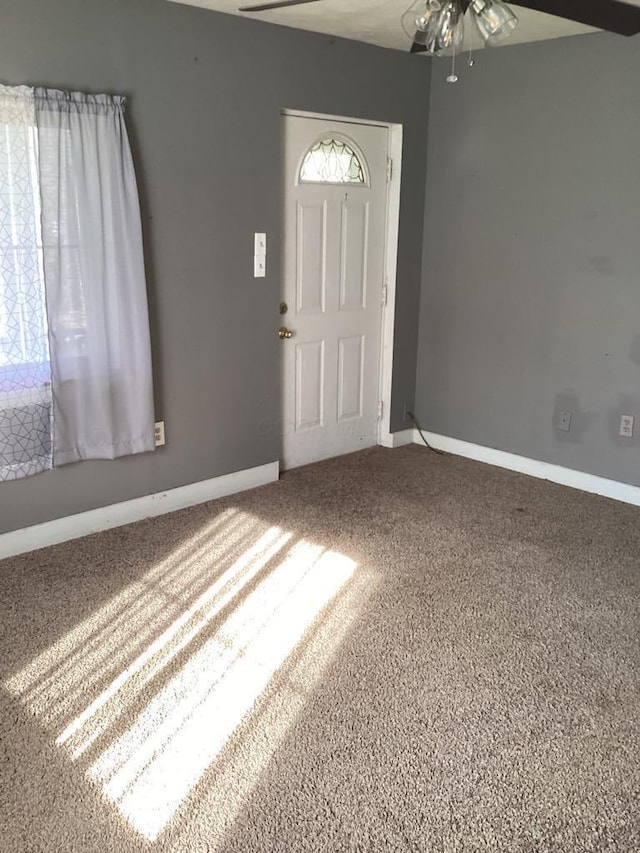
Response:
[154,420,165,447]
[558,410,571,432]
[620,414,634,438]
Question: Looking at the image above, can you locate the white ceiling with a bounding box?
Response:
[167,0,613,52]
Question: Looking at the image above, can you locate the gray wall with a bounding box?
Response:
[0,0,431,534]
[416,32,640,486]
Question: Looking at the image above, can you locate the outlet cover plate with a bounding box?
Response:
[558,411,571,432]
[154,421,166,447]
[620,414,634,438]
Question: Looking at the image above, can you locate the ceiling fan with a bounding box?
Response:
[404,0,640,56]
[239,0,321,11]
[239,0,640,48]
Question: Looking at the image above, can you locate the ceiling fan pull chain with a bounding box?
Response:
[446,45,459,83]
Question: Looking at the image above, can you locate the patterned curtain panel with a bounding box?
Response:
[0,84,154,482]
[0,86,52,480]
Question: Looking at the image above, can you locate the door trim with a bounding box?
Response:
[281,109,402,451]
[378,123,402,448]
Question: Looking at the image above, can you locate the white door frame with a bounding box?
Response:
[281,109,403,450]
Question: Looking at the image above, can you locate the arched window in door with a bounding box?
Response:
[299,136,367,185]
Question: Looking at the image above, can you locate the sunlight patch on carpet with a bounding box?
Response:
[56,524,292,759]
[5,508,253,721]
[89,542,355,840]
[4,508,359,843]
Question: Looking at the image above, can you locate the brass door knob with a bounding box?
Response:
[279,327,294,339]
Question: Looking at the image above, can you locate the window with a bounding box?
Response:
[299,137,366,185]
[0,83,155,482]
[0,90,52,480]
[0,104,50,402]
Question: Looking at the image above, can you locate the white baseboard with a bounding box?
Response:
[378,428,415,449]
[0,460,280,560]
[5,431,637,560]
[412,429,640,508]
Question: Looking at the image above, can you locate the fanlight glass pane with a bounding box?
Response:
[300,138,365,184]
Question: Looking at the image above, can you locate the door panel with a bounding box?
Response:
[281,114,388,470]
[295,340,324,431]
[340,201,369,311]
[296,202,326,315]
[337,335,365,421]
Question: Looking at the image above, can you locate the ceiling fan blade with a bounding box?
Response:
[513,0,640,35]
[239,0,322,11]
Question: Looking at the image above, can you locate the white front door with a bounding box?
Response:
[281,114,389,470]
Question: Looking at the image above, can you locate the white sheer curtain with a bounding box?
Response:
[0,83,154,481]
[36,88,154,465]
[0,85,52,480]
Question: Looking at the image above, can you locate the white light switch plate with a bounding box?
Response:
[254,232,266,255]
[254,255,266,278]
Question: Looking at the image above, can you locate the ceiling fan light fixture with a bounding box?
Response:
[471,0,518,44]
[401,0,443,42]
[424,0,465,56]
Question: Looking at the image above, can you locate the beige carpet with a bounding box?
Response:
[1,445,639,852]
